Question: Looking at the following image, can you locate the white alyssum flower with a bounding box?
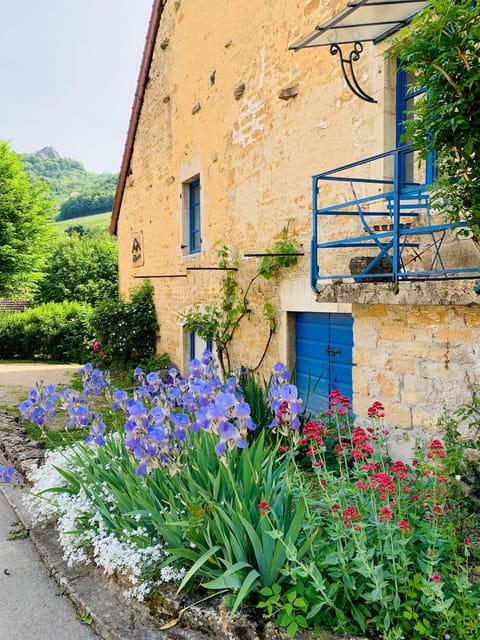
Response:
[23,448,80,525]
[23,438,186,601]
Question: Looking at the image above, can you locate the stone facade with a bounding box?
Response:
[114,0,480,444]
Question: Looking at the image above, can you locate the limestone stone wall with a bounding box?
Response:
[352,303,480,450]
[116,0,389,370]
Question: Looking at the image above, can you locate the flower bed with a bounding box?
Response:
[6,353,479,639]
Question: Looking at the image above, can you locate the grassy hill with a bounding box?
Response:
[55,211,112,235]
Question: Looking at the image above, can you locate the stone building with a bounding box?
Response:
[110,0,480,452]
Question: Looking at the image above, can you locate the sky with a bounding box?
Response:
[0,0,154,173]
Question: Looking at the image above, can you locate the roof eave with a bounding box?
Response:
[109,0,165,236]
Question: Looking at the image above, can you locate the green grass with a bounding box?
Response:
[23,420,90,449]
[55,211,112,234]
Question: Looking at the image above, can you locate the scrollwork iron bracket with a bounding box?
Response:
[330,41,377,103]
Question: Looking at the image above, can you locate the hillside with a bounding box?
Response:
[55,211,112,235]
[22,147,118,221]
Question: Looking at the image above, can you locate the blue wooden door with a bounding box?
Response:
[295,312,353,414]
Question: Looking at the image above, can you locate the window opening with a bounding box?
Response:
[189,179,201,254]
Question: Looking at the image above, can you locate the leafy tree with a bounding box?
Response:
[35,233,118,306]
[391,0,480,239]
[0,140,56,297]
[58,189,115,220]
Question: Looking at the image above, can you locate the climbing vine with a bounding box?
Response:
[179,221,299,375]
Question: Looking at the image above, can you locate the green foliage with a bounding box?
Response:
[0,140,57,297]
[22,150,117,221]
[441,387,480,514]
[258,582,311,638]
[7,520,29,541]
[56,212,112,236]
[258,220,299,280]
[35,234,118,306]
[23,419,90,450]
[390,0,480,238]
[265,399,480,639]
[179,224,300,374]
[91,281,158,369]
[179,246,248,375]
[157,432,313,616]
[64,225,93,238]
[238,370,274,432]
[22,361,479,638]
[58,188,115,221]
[0,301,93,362]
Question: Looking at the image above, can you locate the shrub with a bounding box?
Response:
[35,234,118,306]
[91,281,158,370]
[0,302,93,362]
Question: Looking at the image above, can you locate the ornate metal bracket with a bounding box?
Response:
[329,41,377,104]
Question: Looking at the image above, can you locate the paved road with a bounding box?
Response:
[0,362,99,639]
[0,486,99,640]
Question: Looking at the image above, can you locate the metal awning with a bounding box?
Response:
[291,0,428,50]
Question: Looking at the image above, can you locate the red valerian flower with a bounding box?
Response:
[397,519,410,532]
[379,506,393,522]
[411,494,420,501]
[328,388,352,408]
[302,421,326,446]
[350,427,376,460]
[432,504,443,514]
[333,442,349,455]
[391,460,408,480]
[278,445,290,453]
[258,501,270,515]
[342,505,362,527]
[356,481,370,490]
[429,439,446,458]
[367,400,385,418]
[370,471,396,495]
[361,461,379,471]
[351,427,369,444]
[431,573,441,582]
[464,537,471,545]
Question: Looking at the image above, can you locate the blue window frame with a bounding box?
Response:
[395,64,436,189]
[189,331,212,360]
[189,179,201,254]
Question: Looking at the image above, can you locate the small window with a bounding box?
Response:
[188,178,201,254]
[189,331,212,360]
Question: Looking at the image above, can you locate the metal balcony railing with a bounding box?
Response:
[311,146,480,290]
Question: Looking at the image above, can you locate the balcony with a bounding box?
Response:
[311,147,480,301]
